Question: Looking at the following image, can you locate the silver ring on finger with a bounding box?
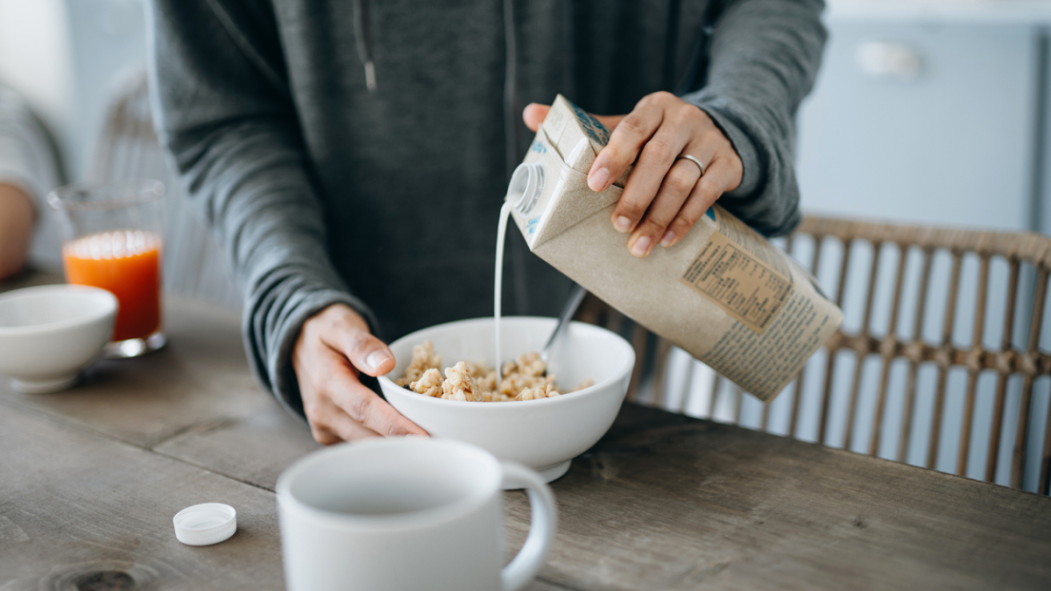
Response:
[678,154,706,177]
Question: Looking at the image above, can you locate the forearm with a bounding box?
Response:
[0,184,34,279]
[682,0,826,236]
[173,123,375,415]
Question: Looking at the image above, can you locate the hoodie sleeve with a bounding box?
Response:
[681,0,827,237]
[148,0,377,417]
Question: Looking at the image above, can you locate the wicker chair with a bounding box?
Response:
[580,216,1051,495]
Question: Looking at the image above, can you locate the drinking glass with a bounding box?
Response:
[48,180,166,358]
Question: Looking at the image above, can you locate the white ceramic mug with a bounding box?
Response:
[276,437,557,591]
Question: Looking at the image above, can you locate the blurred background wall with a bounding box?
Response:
[0,0,145,182]
[0,0,71,158]
[798,0,1050,233]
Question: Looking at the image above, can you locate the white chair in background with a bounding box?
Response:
[90,70,240,309]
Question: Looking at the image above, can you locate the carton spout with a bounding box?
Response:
[507,162,545,215]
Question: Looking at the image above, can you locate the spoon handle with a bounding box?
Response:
[541,284,588,363]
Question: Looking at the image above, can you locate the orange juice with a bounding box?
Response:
[63,230,162,342]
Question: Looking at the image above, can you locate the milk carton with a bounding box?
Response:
[506,95,843,402]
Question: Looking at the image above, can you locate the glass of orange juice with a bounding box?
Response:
[48,180,165,358]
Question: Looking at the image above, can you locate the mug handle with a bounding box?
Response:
[499,461,558,591]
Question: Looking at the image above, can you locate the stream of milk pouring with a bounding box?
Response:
[493,200,514,379]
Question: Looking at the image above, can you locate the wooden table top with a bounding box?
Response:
[2,274,1050,590]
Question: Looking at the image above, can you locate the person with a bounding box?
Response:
[0,84,63,281]
[149,0,826,444]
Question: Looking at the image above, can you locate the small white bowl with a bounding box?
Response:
[0,284,118,393]
[379,317,635,483]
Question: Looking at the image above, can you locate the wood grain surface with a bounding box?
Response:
[154,402,320,490]
[2,274,1049,590]
[0,404,283,590]
[505,405,1051,590]
[0,296,268,448]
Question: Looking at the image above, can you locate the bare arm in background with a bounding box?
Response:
[0,184,34,279]
[0,84,62,280]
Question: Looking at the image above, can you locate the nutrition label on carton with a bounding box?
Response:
[680,230,792,334]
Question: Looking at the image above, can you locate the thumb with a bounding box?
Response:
[330,324,396,377]
[522,103,550,132]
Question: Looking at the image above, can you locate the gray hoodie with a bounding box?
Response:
[148,0,826,417]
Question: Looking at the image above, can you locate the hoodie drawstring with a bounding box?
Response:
[353,0,376,91]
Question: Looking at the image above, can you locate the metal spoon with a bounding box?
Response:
[497,284,588,378]
[540,283,588,363]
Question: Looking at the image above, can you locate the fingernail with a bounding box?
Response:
[366,350,391,371]
[614,216,631,233]
[660,230,675,247]
[588,168,610,191]
[630,236,650,257]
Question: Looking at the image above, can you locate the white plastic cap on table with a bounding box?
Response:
[173,503,237,546]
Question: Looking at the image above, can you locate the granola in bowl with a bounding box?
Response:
[394,341,592,402]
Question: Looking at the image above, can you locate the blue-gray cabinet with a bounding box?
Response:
[797,20,1042,231]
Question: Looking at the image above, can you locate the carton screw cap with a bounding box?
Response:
[508,163,545,215]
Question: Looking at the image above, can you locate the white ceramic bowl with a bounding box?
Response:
[379,317,635,482]
[0,284,118,393]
